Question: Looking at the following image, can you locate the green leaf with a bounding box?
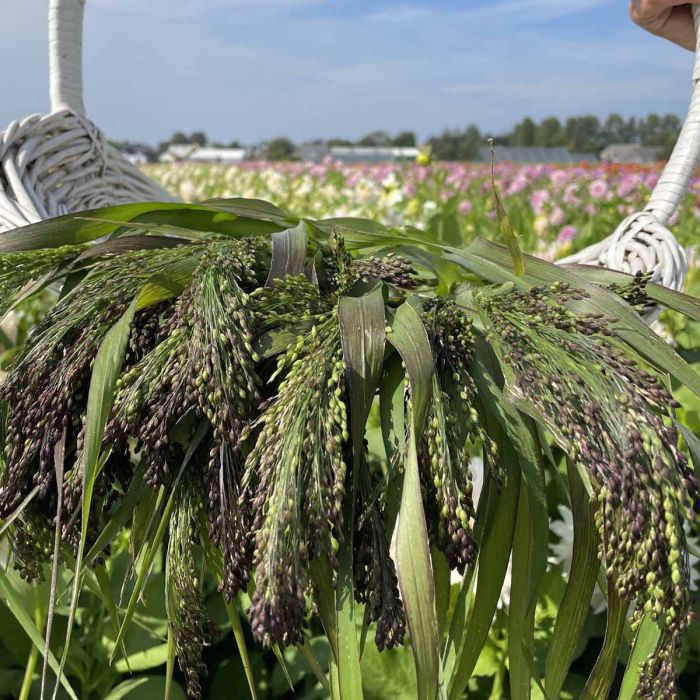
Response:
[581,582,626,700]
[432,548,451,644]
[394,245,464,295]
[470,349,549,613]
[0,485,40,539]
[254,323,313,360]
[298,637,331,692]
[385,301,434,433]
[313,218,434,253]
[385,301,440,700]
[85,464,147,563]
[114,643,169,673]
[379,354,407,469]
[103,678,151,700]
[202,197,294,225]
[446,441,520,700]
[310,555,339,661]
[0,203,228,252]
[361,642,418,699]
[489,148,525,278]
[165,626,176,700]
[225,601,259,700]
[618,615,662,700]
[136,257,199,310]
[545,461,600,698]
[335,284,387,700]
[54,298,138,699]
[265,221,308,287]
[73,233,189,261]
[95,565,130,671]
[678,422,700,482]
[569,265,700,322]
[395,425,442,700]
[103,676,186,700]
[508,482,541,700]
[0,570,78,700]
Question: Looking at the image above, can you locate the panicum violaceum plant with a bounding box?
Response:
[0,198,698,700]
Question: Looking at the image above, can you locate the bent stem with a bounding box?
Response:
[19,593,44,700]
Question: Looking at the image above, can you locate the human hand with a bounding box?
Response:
[630,1,700,50]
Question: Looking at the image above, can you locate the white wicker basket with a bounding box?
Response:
[559,6,700,294]
[0,0,173,233]
[1,0,699,297]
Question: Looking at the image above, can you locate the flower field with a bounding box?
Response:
[146,160,700,266]
[1,160,700,700]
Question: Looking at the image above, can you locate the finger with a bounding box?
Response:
[630,0,697,50]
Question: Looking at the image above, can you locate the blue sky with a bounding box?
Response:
[0,0,695,144]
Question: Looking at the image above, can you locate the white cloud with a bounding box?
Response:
[367,6,430,23]
[458,0,613,23]
[90,0,324,18]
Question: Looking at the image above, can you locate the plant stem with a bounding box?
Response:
[19,598,44,700]
[18,645,39,700]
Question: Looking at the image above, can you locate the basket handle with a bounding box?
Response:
[49,0,86,114]
[644,5,700,224]
[559,7,700,293]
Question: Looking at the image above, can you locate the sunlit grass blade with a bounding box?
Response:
[0,484,40,538]
[0,201,275,253]
[618,615,662,700]
[265,221,308,287]
[395,422,442,700]
[446,441,520,700]
[581,582,626,700]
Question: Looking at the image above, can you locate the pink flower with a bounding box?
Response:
[458,200,473,215]
[530,189,549,214]
[506,174,528,195]
[563,184,579,205]
[589,180,608,199]
[557,225,578,243]
[549,207,565,227]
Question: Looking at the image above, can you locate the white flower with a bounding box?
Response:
[549,505,700,613]
[450,456,512,610]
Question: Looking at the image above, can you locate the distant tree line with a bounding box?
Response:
[155,130,417,160]
[427,113,682,161]
[151,114,681,162]
[156,131,241,155]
